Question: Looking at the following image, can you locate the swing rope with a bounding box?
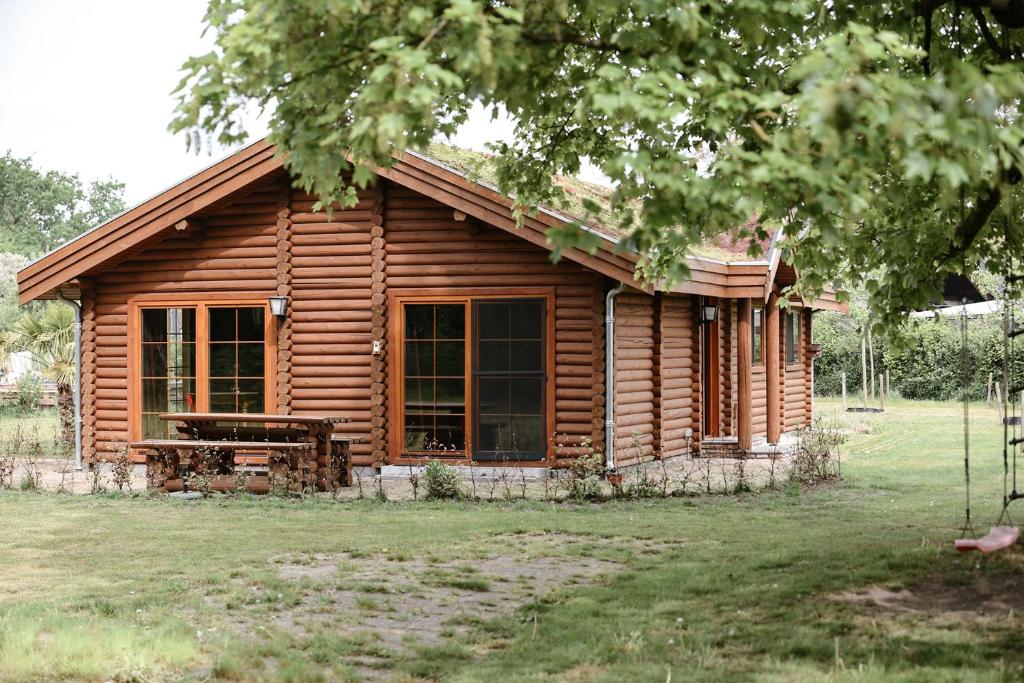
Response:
[961,298,975,536]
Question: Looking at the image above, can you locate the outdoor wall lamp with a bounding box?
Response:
[701,303,719,324]
[269,295,289,319]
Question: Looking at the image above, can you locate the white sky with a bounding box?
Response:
[0,0,590,208]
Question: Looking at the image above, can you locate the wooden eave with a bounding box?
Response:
[18,138,792,304]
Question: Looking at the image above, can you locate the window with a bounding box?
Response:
[140,308,196,439]
[752,307,764,365]
[134,301,272,439]
[474,300,545,460]
[208,307,266,414]
[786,311,800,365]
[403,303,467,453]
[397,295,548,461]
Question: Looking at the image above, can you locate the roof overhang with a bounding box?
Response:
[17,138,836,307]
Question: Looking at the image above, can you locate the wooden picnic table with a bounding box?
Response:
[137,412,354,493]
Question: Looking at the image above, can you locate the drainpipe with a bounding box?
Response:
[604,283,626,472]
[56,294,83,472]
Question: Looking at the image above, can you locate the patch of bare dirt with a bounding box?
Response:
[213,532,671,678]
[835,572,1024,616]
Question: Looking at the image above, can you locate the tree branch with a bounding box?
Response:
[970,6,1014,60]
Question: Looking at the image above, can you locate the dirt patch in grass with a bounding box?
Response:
[212,532,670,678]
[835,571,1024,616]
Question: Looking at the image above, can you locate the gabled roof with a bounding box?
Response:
[17,138,842,309]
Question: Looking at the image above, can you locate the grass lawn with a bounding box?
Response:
[1,398,1023,681]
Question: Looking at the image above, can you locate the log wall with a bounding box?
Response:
[613,291,657,466]
[659,295,697,457]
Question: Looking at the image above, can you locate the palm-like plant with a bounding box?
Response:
[7,303,76,445]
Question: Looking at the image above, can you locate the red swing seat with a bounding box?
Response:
[954,526,1021,553]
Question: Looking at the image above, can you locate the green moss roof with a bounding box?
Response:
[416,143,772,263]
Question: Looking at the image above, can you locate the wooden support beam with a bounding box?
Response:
[737,298,753,451]
[765,292,781,444]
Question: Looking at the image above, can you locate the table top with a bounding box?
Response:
[160,412,350,425]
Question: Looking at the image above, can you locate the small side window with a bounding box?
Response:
[786,312,799,365]
[752,307,764,365]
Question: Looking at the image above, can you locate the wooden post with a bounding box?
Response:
[737,299,753,451]
[867,328,876,400]
[996,381,1004,420]
[878,374,884,410]
[766,294,781,444]
[987,373,993,406]
[841,371,847,411]
[860,333,868,407]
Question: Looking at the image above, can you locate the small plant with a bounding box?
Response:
[567,451,604,500]
[789,418,846,484]
[111,442,133,492]
[407,462,420,500]
[0,429,15,489]
[423,460,463,500]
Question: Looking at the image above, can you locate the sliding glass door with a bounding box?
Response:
[396,295,548,462]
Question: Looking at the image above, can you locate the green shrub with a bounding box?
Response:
[422,460,463,500]
[14,374,43,415]
[566,452,605,500]
[814,310,1024,401]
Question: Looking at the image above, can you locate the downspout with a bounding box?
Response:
[56,294,83,472]
[604,283,626,472]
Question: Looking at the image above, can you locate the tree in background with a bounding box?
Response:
[173,1,1024,330]
[0,303,76,445]
[0,152,126,257]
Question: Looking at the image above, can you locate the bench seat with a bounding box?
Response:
[130,439,313,451]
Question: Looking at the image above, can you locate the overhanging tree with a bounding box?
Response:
[172,0,1024,329]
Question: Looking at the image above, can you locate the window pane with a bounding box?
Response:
[237,344,264,377]
[510,377,543,415]
[435,341,465,377]
[209,379,237,413]
[209,308,236,342]
[477,414,509,452]
[404,377,434,410]
[141,344,167,376]
[142,378,196,414]
[236,379,264,413]
[404,342,434,376]
[510,340,543,372]
[209,343,236,377]
[142,308,195,342]
[478,377,510,414]
[478,340,509,372]
[433,415,466,451]
[237,307,264,341]
[509,303,542,339]
[478,302,510,339]
[436,305,465,339]
[435,379,465,411]
[404,305,434,340]
[509,415,543,451]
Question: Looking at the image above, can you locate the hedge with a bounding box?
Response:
[813,310,1024,401]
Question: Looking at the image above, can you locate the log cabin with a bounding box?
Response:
[16,139,844,474]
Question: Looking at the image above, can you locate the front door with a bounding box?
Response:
[702,298,720,437]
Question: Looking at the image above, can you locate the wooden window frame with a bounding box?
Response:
[388,287,556,466]
[128,295,278,448]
